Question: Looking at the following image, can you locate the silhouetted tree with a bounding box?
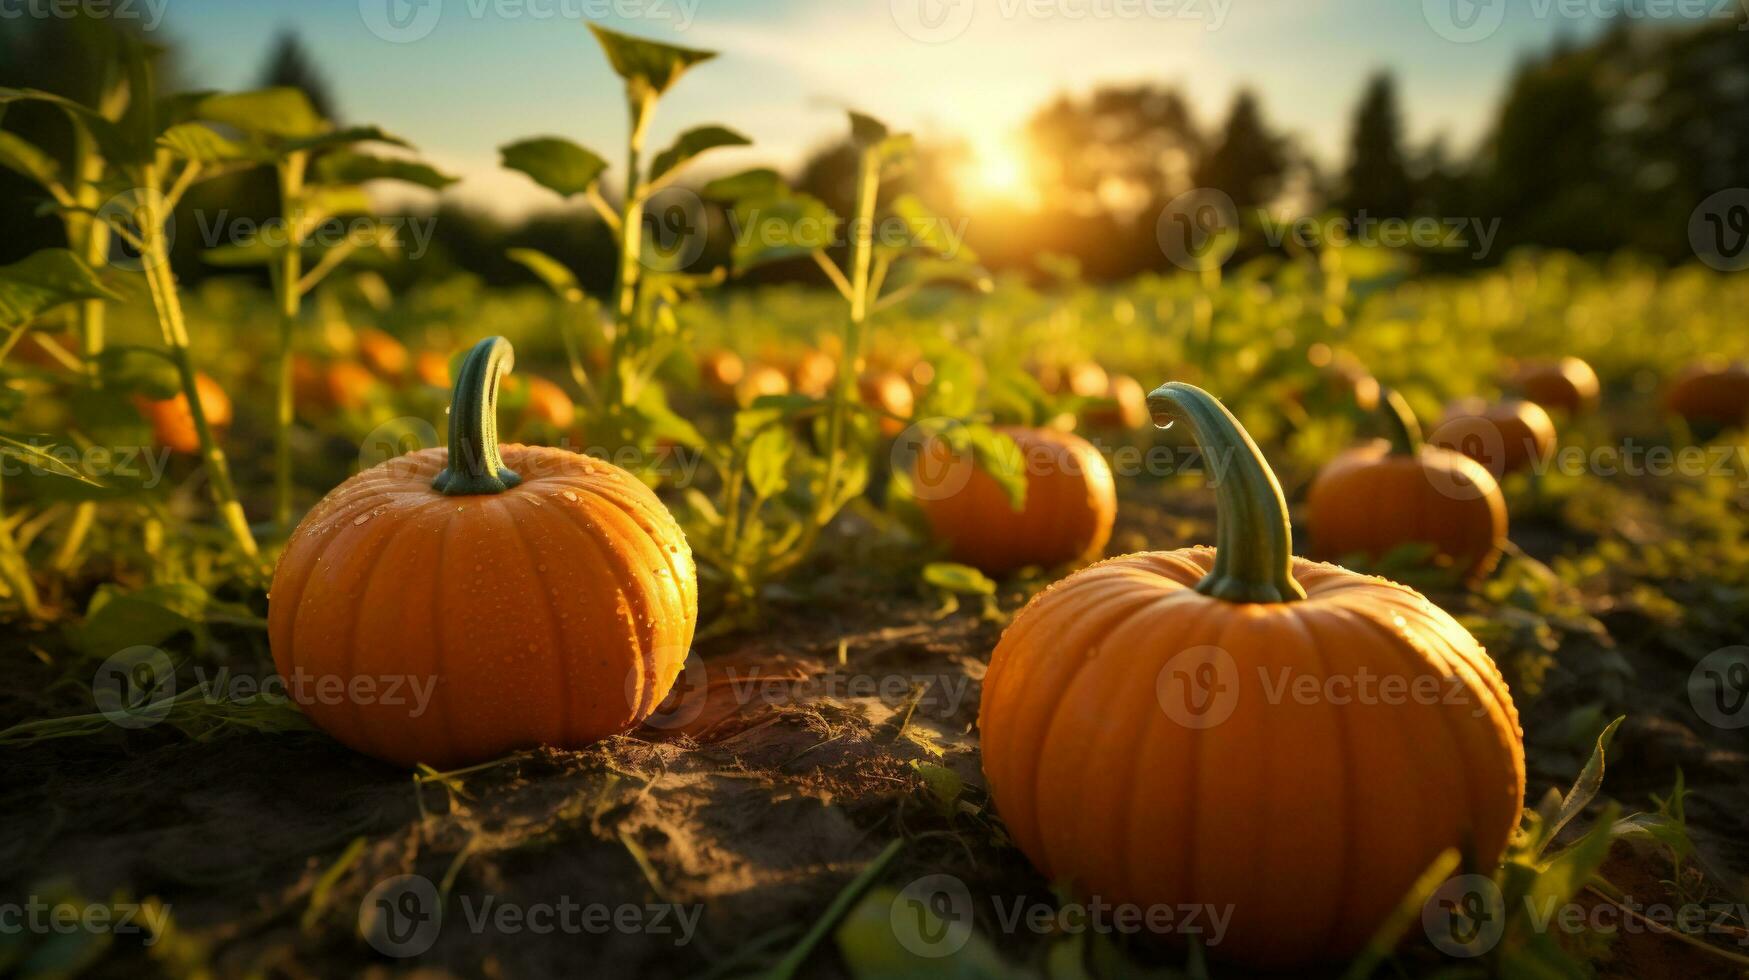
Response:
[1342,72,1414,218]
[1195,90,1285,211]
[258,31,338,121]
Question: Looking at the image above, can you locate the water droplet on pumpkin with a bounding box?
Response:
[352,512,373,526]
[562,489,579,502]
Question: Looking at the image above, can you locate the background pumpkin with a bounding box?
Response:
[913,426,1115,575]
[269,337,697,768]
[735,364,791,408]
[1665,359,1749,428]
[1080,373,1148,429]
[1514,356,1599,416]
[356,327,410,382]
[858,370,915,437]
[1430,396,1555,476]
[135,372,232,455]
[978,382,1524,967]
[1308,390,1508,584]
[698,349,745,402]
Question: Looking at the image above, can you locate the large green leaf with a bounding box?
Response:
[500,137,608,199]
[314,151,456,189]
[729,193,839,272]
[0,131,61,189]
[587,23,716,95]
[157,123,256,164]
[505,247,583,302]
[282,124,411,155]
[0,432,107,488]
[649,124,749,182]
[0,249,120,330]
[702,167,784,202]
[195,87,325,139]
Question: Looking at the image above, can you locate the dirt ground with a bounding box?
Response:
[3,482,1747,979]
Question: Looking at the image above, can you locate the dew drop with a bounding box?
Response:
[562,489,580,502]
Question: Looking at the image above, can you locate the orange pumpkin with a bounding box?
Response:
[698,349,745,401]
[1034,360,1109,399]
[514,375,576,431]
[735,364,791,408]
[357,328,410,382]
[269,337,697,768]
[293,356,379,413]
[912,427,1115,575]
[135,372,232,455]
[1308,390,1508,583]
[1515,356,1599,416]
[1665,360,1749,429]
[1430,397,1555,477]
[1294,347,1381,415]
[1081,373,1148,429]
[979,382,1523,967]
[789,348,837,398]
[414,349,452,389]
[858,370,916,438]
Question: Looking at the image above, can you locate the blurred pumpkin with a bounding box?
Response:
[1431,397,1555,477]
[414,349,452,389]
[1515,356,1599,416]
[508,375,576,431]
[979,382,1523,967]
[357,328,410,382]
[698,349,745,401]
[912,426,1115,575]
[858,370,915,437]
[1034,360,1109,399]
[1665,360,1749,429]
[1294,346,1380,414]
[789,348,837,398]
[1081,373,1148,429]
[269,337,697,768]
[293,356,379,413]
[1308,390,1507,583]
[135,372,232,455]
[735,364,790,408]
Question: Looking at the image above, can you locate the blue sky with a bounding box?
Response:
[145,0,1717,216]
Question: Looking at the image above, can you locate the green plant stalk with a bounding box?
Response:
[135,165,262,567]
[0,472,45,619]
[51,126,113,573]
[270,151,308,531]
[816,149,880,530]
[1146,381,1305,603]
[606,83,657,409]
[1378,388,1424,456]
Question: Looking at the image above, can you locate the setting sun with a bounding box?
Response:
[962,137,1036,206]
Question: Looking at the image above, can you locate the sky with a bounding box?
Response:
[135,0,1729,217]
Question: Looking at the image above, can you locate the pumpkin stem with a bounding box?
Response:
[1147,382,1306,603]
[1378,388,1425,456]
[433,336,522,496]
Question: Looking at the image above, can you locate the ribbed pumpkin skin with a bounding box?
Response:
[1432,398,1555,475]
[1307,441,1507,582]
[269,444,697,768]
[914,427,1115,575]
[978,547,1524,967]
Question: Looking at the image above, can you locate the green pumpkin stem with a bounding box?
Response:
[433,336,522,496]
[1146,381,1306,603]
[1378,388,1425,456]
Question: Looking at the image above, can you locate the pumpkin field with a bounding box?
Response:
[3,10,1749,980]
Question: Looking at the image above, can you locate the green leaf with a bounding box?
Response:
[196,87,325,139]
[200,241,280,267]
[96,345,180,398]
[314,151,456,189]
[587,23,716,96]
[0,432,107,488]
[963,425,1026,511]
[78,581,210,657]
[1532,801,1623,911]
[1538,715,1624,858]
[729,193,839,272]
[0,131,61,189]
[921,562,996,597]
[0,249,121,331]
[649,124,750,183]
[848,111,889,147]
[908,760,965,815]
[500,137,608,199]
[281,124,411,155]
[745,426,794,499]
[157,123,256,164]
[702,167,784,201]
[505,247,583,302]
[834,886,1013,980]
